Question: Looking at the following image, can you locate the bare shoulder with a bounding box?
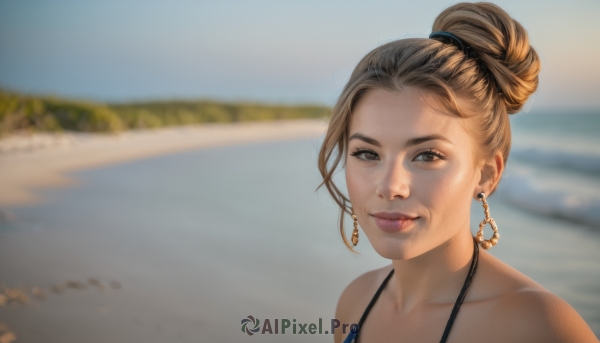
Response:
[334,265,393,343]
[496,288,598,342]
[472,251,598,343]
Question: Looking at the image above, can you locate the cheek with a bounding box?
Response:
[417,160,476,222]
[345,162,372,211]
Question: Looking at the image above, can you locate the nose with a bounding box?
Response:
[376,157,411,200]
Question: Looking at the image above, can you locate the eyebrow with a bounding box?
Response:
[348,132,452,148]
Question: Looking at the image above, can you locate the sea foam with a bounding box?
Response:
[497,172,600,228]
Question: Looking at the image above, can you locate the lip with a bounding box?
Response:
[371,212,420,233]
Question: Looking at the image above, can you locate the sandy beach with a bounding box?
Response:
[0,119,329,208]
[0,117,598,342]
[1,119,349,343]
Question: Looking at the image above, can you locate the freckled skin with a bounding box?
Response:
[346,87,479,260]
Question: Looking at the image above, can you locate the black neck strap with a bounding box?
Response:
[354,237,480,343]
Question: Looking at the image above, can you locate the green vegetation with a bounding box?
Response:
[0,90,330,137]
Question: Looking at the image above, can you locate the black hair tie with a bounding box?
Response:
[429,31,480,59]
[429,31,505,94]
[429,31,506,61]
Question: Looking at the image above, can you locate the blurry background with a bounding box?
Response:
[0,0,599,342]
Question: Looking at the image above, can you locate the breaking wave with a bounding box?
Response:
[497,172,600,228]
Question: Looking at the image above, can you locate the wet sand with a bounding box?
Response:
[0,120,342,343]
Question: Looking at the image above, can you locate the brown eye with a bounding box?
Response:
[414,150,445,163]
[350,149,379,161]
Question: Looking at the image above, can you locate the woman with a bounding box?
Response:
[317,2,598,342]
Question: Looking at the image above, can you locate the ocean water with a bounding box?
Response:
[0,111,599,342]
[504,110,600,228]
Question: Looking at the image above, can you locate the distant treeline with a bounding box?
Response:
[0,90,330,137]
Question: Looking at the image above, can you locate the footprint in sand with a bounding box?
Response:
[1,278,122,307]
[0,323,17,343]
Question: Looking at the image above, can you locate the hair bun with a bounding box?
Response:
[432,2,541,114]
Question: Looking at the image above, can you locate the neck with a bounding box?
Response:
[389,227,476,314]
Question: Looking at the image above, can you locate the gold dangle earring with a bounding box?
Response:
[475,192,499,250]
[351,210,359,246]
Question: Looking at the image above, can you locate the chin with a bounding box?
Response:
[369,236,426,261]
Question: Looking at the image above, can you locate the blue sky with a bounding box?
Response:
[0,0,598,109]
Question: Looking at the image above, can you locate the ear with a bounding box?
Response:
[475,151,504,197]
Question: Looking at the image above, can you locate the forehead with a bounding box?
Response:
[348,87,472,146]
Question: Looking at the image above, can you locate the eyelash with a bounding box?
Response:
[349,149,379,161]
[349,148,446,163]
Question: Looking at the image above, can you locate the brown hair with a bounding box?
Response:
[316,2,541,252]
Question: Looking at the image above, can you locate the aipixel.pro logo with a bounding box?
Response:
[240,315,358,336]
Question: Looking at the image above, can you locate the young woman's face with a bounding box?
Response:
[345,87,481,259]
